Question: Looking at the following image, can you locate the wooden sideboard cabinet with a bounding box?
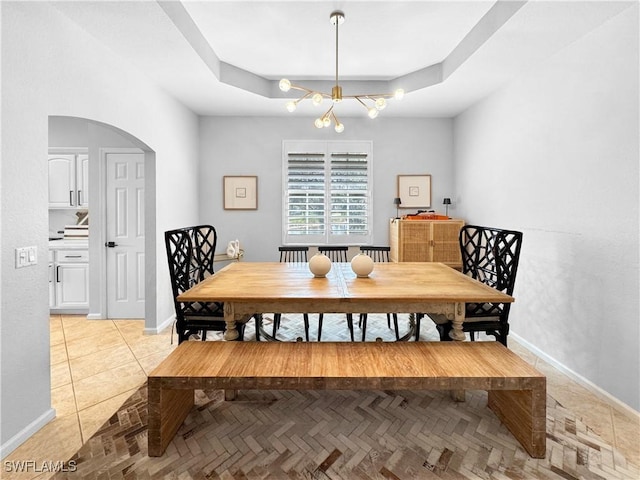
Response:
[389,218,464,269]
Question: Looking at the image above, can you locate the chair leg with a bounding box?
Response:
[237,323,246,341]
[272,313,281,338]
[393,314,399,341]
[303,314,310,342]
[358,313,365,328]
[435,323,453,342]
[415,313,422,341]
[347,314,355,341]
[360,314,367,341]
[386,313,392,329]
[317,314,323,341]
[497,325,509,347]
[254,314,261,342]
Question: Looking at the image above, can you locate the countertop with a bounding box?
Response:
[49,239,89,250]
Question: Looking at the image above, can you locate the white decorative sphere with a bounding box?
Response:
[351,253,374,278]
[309,253,332,277]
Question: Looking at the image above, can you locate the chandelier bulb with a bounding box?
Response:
[375,98,387,110]
[323,116,331,127]
[279,78,291,92]
[314,118,324,129]
[394,88,405,100]
[335,122,344,133]
[312,93,323,106]
[367,107,379,119]
[285,101,297,112]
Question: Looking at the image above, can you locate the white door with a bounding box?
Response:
[106,153,145,318]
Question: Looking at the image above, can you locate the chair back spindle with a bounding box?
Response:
[279,246,309,263]
[318,246,349,262]
[359,246,391,263]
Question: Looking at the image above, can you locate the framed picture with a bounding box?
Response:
[397,174,431,208]
[223,176,258,210]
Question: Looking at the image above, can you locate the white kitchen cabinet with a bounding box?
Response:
[50,247,89,311]
[48,152,89,208]
[49,249,55,308]
[56,263,89,308]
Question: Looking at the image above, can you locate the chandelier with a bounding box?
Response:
[279,10,404,133]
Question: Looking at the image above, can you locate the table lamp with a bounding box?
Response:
[443,197,451,217]
[393,197,402,218]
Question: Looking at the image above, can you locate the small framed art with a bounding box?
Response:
[223,176,258,210]
[397,174,431,208]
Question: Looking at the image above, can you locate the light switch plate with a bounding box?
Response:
[15,246,37,268]
[15,247,28,268]
[28,246,37,265]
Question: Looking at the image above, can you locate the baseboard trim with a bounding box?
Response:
[511,332,639,418]
[86,313,105,320]
[143,315,175,337]
[0,408,56,460]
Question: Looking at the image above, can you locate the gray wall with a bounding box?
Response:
[1,2,200,457]
[198,116,454,260]
[453,5,639,410]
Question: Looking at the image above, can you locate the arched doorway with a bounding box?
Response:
[48,116,156,328]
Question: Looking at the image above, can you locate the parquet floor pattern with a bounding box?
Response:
[54,315,639,479]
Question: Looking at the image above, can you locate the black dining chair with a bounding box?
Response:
[317,246,354,341]
[164,225,262,343]
[318,246,349,262]
[272,246,310,341]
[415,225,523,345]
[358,246,400,341]
[279,246,309,263]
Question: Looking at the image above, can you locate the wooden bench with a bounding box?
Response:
[148,341,546,458]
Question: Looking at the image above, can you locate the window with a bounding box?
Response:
[283,140,373,245]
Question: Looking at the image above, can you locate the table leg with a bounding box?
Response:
[223,302,239,341]
[449,302,466,341]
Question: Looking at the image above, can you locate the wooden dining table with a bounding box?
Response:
[177,261,514,341]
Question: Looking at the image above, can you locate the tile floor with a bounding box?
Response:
[3,314,639,479]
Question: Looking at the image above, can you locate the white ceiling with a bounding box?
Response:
[51,1,632,118]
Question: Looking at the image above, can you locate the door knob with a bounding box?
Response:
[105,241,118,248]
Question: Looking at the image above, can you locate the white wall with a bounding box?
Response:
[453,5,639,410]
[199,116,454,260]
[1,2,200,456]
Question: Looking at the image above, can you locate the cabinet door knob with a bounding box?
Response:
[105,241,118,248]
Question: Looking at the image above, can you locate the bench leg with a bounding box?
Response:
[148,380,194,457]
[450,389,465,402]
[224,389,237,401]
[488,385,546,458]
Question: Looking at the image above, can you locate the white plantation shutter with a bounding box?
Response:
[330,153,369,237]
[283,141,372,245]
[286,152,326,238]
